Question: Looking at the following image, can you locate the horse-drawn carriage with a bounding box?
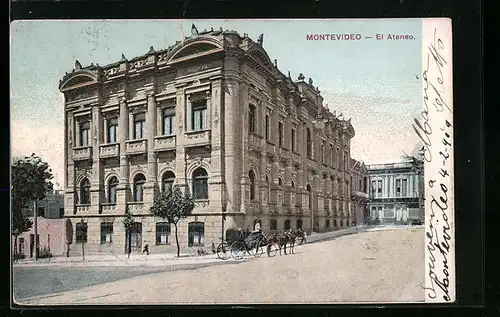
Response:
[216,228,280,260]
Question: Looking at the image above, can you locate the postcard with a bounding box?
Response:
[10,18,454,305]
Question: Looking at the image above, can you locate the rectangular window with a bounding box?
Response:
[330,146,334,166]
[134,113,145,140]
[396,179,401,197]
[371,181,377,196]
[337,148,340,169]
[270,219,278,230]
[107,118,118,143]
[278,122,283,147]
[19,237,25,255]
[296,219,303,229]
[76,223,88,243]
[402,179,408,197]
[80,121,90,146]
[377,180,383,197]
[284,220,291,230]
[291,129,296,152]
[265,115,270,140]
[326,219,330,228]
[249,105,256,134]
[37,207,45,217]
[163,107,175,135]
[100,223,113,244]
[156,222,171,245]
[321,142,325,164]
[344,154,348,171]
[192,100,207,131]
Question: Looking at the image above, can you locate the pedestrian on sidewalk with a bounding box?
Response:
[142,243,149,255]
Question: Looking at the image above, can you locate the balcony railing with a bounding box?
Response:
[194,200,209,208]
[126,139,147,155]
[268,203,278,215]
[100,203,117,214]
[278,147,289,159]
[266,142,275,154]
[99,143,119,158]
[352,190,369,199]
[75,204,91,213]
[154,135,176,152]
[292,152,301,164]
[185,130,211,148]
[249,133,264,148]
[73,146,92,161]
[127,202,146,213]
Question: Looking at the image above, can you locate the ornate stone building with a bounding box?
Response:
[59,27,356,255]
[366,162,424,225]
[350,159,369,225]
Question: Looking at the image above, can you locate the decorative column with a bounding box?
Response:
[66,113,76,217]
[239,82,249,213]
[223,77,240,212]
[128,112,134,140]
[90,105,102,214]
[103,117,108,144]
[156,106,162,136]
[117,97,130,215]
[145,91,158,202]
[174,86,187,188]
[260,150,268,207]
[75,118,81,147]
[208,80,224,211]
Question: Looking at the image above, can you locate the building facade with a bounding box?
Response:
[366,162,424,225]
[13,217,72,258]
[59,27,356,255]
[350,159,369,225]
[22,189,65,219]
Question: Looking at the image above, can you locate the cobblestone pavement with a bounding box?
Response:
[18,227,425,305]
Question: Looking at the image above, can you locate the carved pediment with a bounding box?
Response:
[60,71,98,91]
[173,43,219,59]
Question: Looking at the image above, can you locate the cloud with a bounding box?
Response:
[321,91,421,165]
[11,119,65,189]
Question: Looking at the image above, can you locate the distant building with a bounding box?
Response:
[366,161,424,224]
[350,159,369,225]
[22,189,65,219]
[13,218,72,258]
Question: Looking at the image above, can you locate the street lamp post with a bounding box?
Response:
[33,200,38,261]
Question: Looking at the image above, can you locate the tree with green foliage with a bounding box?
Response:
[150,186,195,257]
[11,154,54,259]
[123,208,134,259]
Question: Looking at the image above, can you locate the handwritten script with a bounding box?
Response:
[413,24,454,302]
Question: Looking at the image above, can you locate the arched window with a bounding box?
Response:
[248,104,256,134]
[133,174,146,202]
[249,170,256,200]
[306,128,312,158]
[192,168,208,200]
[291,181,295,190]
[306,184,312,210]
[107,176,118,204]
[80,178,91,205]
[278,177,283,186]
[162,171,175,193]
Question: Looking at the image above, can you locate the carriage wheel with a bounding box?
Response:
[267,243,279,257]
[216,242,230,260]
[230,242,246,260]
[251,239,265,258]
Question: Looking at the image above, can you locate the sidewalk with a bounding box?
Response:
[13,224,423,268]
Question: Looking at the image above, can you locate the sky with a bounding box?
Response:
[10,19,422,188]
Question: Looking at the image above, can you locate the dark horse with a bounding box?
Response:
[265,229,305,255]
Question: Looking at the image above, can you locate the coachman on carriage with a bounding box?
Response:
[215,227,307,260]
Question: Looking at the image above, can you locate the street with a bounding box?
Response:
[15,227,425,305]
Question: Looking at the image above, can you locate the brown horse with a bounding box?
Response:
[286,228,307,254]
